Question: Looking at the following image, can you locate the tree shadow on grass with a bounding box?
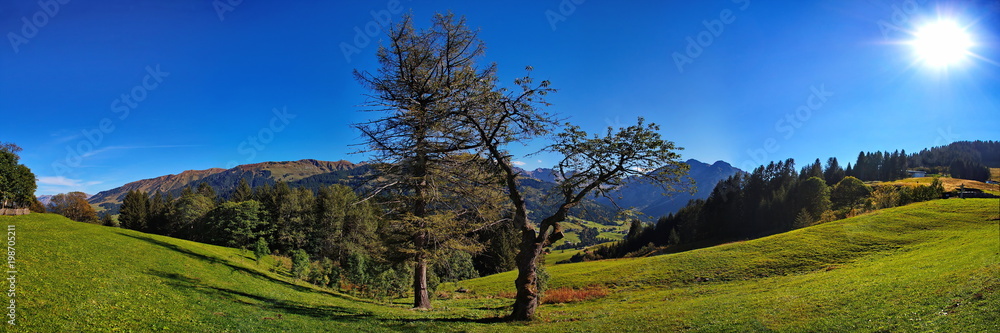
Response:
[148,268,509,326]
[147,269,372,322]
[118,233,362,302]
[129,233,512,326]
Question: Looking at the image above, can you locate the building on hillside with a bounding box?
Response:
[906,170,927,178]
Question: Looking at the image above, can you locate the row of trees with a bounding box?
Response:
[587,158,947,261]
[948,160,991,182]
[845,150,909,182]
[844,141,1000,182]
[909,140,1000,171]
[117,178,512,300]
[115,180,426,295]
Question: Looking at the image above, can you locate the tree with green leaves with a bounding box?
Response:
[472,215,519,276]
[271,187,315,253]
[354,12,690,317]
[457,68,690,318]
[824,157,845,186]
[291,249,311,280]
[197,182,217,202]
[831,176,871,210]
[794,177,831,227]
[231,178,253,203]
[253,237,270,261]
[204,200,266,248]
[311,184,381,262]
[100,212,117,227]
[505,119,689,320]
[147,190,172,235]
[169,190,216,240]
[352,13,503,309]
[0,142,37,209]
[800,158,824,180]
[119,190,150,231]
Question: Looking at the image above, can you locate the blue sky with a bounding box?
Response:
[2,0,998,195]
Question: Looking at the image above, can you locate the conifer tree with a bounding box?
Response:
[119,190,150,231]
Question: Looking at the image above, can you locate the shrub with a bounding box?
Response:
[536,261,550,299]
[253,237,270,261]
[291,249,310,279]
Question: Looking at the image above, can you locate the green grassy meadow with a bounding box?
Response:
[3,198,998,332]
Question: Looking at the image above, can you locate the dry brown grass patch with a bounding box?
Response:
[542,285,609,304]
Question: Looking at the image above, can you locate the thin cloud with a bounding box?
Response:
[50,132,82,144]
[82,145,200,158]
[36,177,102,195]
[38,176,103,187]
[38,176,84,186]
[512,161,527,166]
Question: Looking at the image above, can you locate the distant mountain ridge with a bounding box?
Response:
[88,159,366,213]
[37,193,92,206]
[87,158,739,220]
[596,159,742,219]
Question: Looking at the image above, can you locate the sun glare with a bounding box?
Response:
[911,20,973,68]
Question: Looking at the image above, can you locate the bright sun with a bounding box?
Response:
[911,20,973,67]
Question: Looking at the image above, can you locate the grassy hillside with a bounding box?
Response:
[453,199,1000,331]
[3,199,997,332]
[549,217,627,248]
[3,214,510,332]
[877,176,999,194]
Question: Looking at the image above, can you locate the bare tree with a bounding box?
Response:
[461,86,691,318]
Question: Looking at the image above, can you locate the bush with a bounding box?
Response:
[870,185,901,210]
[536,259,550,299]
[307,257,336,288]
[831,177,871,210]
[253,237,270,261]
[434,251,479,284]
[291,249,310,279]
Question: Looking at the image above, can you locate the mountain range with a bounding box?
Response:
[87,159,366,213]
[37,193,92,206]
[598,159,742,219]
[84,159,741,220]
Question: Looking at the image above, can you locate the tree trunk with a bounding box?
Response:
[510,210,566,320]
[411,141,432,310]
[412,255,432,309]
[510,229,543,320]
